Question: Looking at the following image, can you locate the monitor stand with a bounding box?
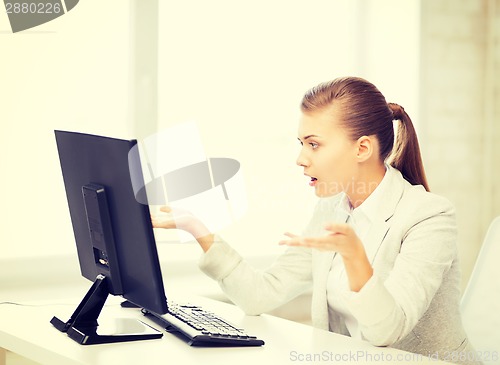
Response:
[50,274,162,345]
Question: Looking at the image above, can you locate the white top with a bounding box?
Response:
[326,166,390,339]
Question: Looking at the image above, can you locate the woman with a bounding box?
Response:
[153,77,479,364]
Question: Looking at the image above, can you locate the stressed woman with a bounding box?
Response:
[152,77,479,364]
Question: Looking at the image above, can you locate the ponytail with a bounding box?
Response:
[387,103,430,191]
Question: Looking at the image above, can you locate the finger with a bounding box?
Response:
[279,235,325,247]
[152,218,177,229]
[279,236,306,246]
[279,239,306,247]
[283,232,299,239]
[159,206,172,213]
[279,238,326,250]
[324,222,350,234]
[283,234,342,246]
[304,236,342,247]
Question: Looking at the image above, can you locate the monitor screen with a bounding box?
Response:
[52,130,168,344]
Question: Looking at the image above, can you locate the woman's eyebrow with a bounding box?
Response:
[298,135,320,142]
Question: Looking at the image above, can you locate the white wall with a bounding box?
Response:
[419,0,500,290]
[0,0,132,259]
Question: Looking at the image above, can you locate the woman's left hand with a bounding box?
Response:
[279,223,364,261]
[280,223,373,292]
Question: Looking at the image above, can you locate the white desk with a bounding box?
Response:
[0,294,451,365]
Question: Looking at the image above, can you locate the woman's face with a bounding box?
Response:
[296,108,359,198]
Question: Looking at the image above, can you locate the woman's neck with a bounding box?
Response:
[346,163,386,208]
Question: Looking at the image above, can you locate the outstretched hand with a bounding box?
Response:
[279,223,373,292]
[279,223,364,261]
[151,206,214,252]
[151,206,178,229]
[151,205,203,232]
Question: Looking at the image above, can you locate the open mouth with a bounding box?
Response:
[309,177,318,187]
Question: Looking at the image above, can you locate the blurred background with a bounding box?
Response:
[0,0,498,296]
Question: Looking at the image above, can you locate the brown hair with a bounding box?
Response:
[301,77,429,191]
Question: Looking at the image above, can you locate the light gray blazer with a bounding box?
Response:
[199,167,479,364]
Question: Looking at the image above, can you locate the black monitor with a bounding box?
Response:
[51,130,168,345]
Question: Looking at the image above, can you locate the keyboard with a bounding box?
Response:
[142,302,265,347]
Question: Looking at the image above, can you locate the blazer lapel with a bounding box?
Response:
[364,219,391,264]
[363,167,406,263]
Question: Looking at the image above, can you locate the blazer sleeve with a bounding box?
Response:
[342,192,458,346]
[198,238,313,315]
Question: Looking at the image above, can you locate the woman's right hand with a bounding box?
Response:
[151,206,214,252]
[151,206,184,229]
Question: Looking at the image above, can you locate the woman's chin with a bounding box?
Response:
[314,188,340,198]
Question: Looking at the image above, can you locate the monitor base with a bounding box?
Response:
[50,275,162,345]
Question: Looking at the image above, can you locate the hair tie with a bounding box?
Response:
[388,102,405,121]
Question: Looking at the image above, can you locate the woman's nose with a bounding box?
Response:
[296,149,309,167]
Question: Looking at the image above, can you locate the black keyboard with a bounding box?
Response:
[142,302,265,347]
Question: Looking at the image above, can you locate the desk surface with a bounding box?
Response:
[0,293,451,365]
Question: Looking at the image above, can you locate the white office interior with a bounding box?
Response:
[1,0,499,364]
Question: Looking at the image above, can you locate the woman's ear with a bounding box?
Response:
[356,135,374,162]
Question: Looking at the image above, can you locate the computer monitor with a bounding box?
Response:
[51,130,168,345]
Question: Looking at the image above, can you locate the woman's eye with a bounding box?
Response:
[309,142,318,149]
